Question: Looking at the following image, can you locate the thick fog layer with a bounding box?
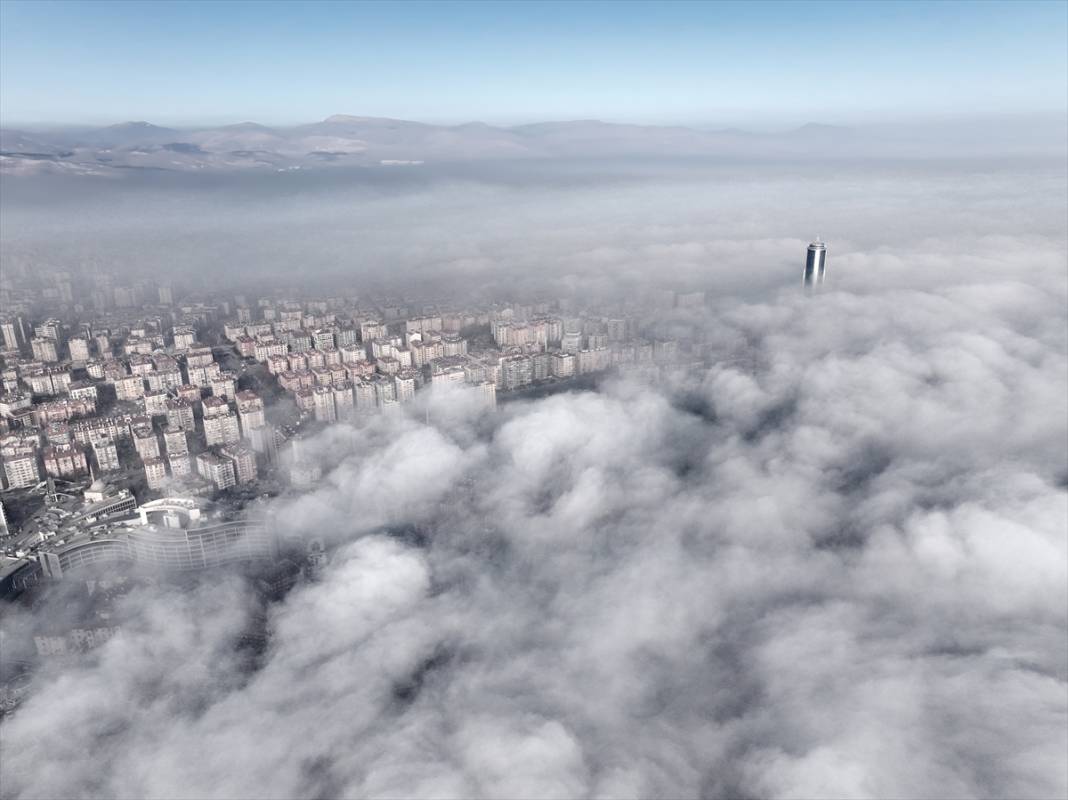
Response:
[1,157,1066,799]
[3,157,1065,297]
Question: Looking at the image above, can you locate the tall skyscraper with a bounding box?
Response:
[804,238,827,287]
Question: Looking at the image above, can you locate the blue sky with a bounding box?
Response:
[1,0,1065,128]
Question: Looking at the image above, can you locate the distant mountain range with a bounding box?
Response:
[1,114,1062,176]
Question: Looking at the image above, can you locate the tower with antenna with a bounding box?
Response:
[804,237,826,287]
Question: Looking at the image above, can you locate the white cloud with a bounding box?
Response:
[2,157,1065,799]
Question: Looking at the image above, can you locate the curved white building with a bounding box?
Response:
[39,497,275,579]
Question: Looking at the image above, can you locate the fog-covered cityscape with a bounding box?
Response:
[1,2,1066,799]
[0,257,732,586]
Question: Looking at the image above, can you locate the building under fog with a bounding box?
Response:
[37,497,275,579]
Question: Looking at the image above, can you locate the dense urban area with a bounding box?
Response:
[0,263,723,712]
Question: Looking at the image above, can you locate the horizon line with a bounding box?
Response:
[3,109,1066,133]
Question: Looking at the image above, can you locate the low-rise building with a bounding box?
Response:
[312,386,336,423]
[551,351,576,378]
[196,452,236,490]
[144,457,168,490]
[89,433,121,473]
[168,453,192,479]
[115,374,146,401]
[133,427,161,461]
[2,442,40,488]
[221,444,258,485]
[43,442,88,479]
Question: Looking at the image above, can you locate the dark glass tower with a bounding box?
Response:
[804,238,826,287]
